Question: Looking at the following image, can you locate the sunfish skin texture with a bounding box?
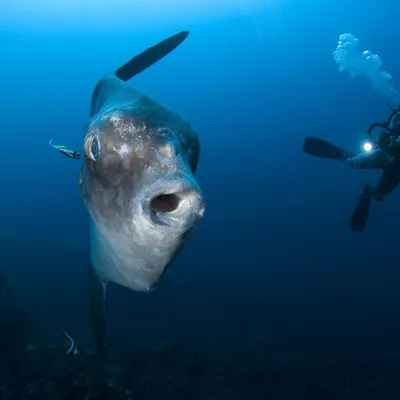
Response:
[60,31,206,360]
[80,74,205,292]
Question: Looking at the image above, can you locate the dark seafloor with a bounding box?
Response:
[1,275,400,400]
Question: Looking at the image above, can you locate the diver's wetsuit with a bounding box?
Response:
[302,129,400,231]
[346,139,400,231]
[347,138,400,200]
[302,104,400,231]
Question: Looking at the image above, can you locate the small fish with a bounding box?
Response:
[49,139,80,160]
[62,329,79,356]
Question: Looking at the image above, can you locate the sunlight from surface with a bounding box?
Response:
[238,0,285,37]
[2,0,240,30]
[2,0,237,14]
[1,0,285,35]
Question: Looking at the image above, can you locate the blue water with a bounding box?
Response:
[1,0,400,381]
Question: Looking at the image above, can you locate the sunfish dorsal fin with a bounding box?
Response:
[114,30,189,82]
[89,30,190,117]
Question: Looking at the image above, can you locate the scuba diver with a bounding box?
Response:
[302,99,400,232]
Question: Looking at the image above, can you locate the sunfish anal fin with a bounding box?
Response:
[88,265,108,361]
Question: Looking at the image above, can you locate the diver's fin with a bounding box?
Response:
[88,265,108,361]
[114,31,189,82]
[302,136,350,161]
[350,187,372,232]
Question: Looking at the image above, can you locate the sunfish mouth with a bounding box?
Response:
[146,182,205,227]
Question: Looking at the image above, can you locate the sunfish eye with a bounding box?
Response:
[84,134,100,161]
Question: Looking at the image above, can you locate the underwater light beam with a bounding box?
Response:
[1,0,241,30]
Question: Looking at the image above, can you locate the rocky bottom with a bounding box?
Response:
[1,341,400,400]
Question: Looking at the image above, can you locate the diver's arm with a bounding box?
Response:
[347,148,390,170]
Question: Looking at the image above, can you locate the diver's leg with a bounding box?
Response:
[350,186,372,232]
[373,168,399,200]
[350,169,398,232]
[302,136,352,161]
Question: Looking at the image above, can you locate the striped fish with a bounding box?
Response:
[49,139,81,160]
[62,329,79,356]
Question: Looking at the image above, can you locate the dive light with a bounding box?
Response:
[362,141,373,152]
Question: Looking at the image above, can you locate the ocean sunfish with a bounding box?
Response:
[54,31,205,360]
